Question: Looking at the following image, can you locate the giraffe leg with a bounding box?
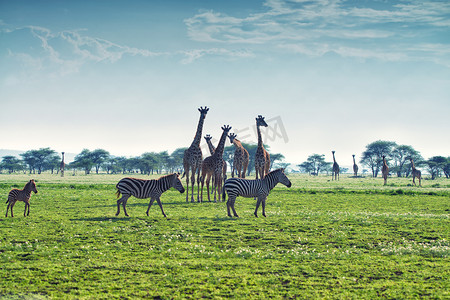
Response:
[217,173,222,202]
[184,166,190,202]
[196,166,201,202]
[206,174,211,202]
[146,197,156,216]
[190,168,196,203]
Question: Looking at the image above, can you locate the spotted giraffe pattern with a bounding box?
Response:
[332,151,340,180]
[228,133,249,178]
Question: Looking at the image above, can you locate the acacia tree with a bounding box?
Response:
[425,156,447,179]
[391,145,423,177]
[0,156,23,173]
[298,154,328,175]
[20,148,57,174]
[360,140,396,177]
[71,149,95,174]
[90,149,110,174]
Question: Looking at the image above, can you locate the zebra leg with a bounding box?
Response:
[155,197,167,218]
[5,202,10,217]
[24,202,30,217]
[10,202,15,218]
[254,197,262,217]
[146,198,156,216]
[262,198,266,217]
[231,198,239,217]
[116,194,130,216]
[226,197,232,217]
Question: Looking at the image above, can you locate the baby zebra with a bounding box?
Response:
[223,168,291,218]
[115,173,185,217]
[6,179,38,217]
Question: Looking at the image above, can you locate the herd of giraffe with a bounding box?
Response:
[182,107,271,203]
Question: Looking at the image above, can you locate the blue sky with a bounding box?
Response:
[1,0,449,167]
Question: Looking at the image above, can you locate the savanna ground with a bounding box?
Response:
[0,173,449,299]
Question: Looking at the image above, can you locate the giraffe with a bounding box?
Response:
[331,151,340,180]
[203,134,227,197]
[409,158,422,187]
[228,133,249,178]
[183,106,209,202]
[200,125,231,202]
[60,152,65,177]
[382,155,389,185]
[255,115,270,179]
[352,154,358,177]
[204,134,216,155]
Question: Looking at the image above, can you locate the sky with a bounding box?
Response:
[1,0,449,168]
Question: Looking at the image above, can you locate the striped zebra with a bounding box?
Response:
[6,179,38,217]
[222,168,291,218]
[115,173,185,217]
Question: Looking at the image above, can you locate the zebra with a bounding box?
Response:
[115,173,185,217]
[6,179,38,217]
[222,168,291,218]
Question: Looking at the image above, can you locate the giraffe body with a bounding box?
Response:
[332,151,340,181]
[228,133,249,178]
[60,152,65,177]
[382,155,389,185]
[200,126,231,202]
[183,107,209,202]
[255,115,270,179]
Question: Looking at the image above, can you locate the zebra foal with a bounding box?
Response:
[115,173,185,217]
[5,179,38,217]
[222,168,291,218]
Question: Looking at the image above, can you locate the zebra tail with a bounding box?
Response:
[115,189,121,198]
[181,171,186,179]
[222,186,226,201]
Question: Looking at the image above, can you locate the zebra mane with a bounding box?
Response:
[157,173,177,181]
[25,180,35,189]
[267,168,285,176]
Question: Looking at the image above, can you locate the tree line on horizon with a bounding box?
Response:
[297,140,450,180]
[1,140,449,180]
[0,144,287,176]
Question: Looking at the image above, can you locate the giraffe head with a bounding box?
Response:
[198,106,209,119]
[352,154,355,158]
[204,134,212,142]
[332,150,335,155]
[228,133,237,144]
[256,115,268,127]
[221,125,232,134]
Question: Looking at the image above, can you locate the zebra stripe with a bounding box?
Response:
[223,168,291,218]
[5,180,38,217]
[115,173,185,217]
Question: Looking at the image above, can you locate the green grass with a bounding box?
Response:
[0,173,449,299]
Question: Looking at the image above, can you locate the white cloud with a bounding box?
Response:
[184,0,450,66]
[180,48,254,64]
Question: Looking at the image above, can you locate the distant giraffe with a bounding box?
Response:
[60,152,65,177]
[200,125,232,202]
[203,134,227,197]
[255,115,270,179]
[228,133,249,178]
[382,155,389,185]
[183,106,209,202]
[409,158,422,187]
[331,151,340,180]
[352,154,358,177]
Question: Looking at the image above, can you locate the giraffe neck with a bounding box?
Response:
[190,115,205,148]
[257,125,263,148]
[353,157,356,165]
[206,140,216,155]
[233,139,243,149]
[214,129,228,158]
[411,161,416,170]
[332,153,336,163]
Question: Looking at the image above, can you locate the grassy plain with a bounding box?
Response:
[0,173,449,299]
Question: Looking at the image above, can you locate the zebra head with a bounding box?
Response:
[173,173,185,193]
[228,133,237,144]
[28,179,38,194]
[256,115,268,127]
[276,169,291,188]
